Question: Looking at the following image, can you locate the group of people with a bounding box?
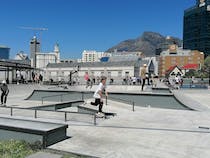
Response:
[84,72,102,89]
[31,72,43,83]
[167,75,183,89]
[87,64,154,116]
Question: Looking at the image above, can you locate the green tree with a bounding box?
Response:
[201,56,210,84]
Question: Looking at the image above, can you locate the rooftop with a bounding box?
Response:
[0,45,10,49]
[47,60,141,68]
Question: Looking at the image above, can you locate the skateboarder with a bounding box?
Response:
[91,76,108,117]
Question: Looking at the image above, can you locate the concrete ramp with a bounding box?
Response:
[0,117,68,148]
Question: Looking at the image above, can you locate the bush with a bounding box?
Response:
[0,140,39,158]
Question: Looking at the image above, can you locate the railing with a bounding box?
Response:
[1,106,97,125]
[106,96,135,112]
[41,92,85,105]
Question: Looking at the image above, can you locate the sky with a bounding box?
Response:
[0,0,195,59]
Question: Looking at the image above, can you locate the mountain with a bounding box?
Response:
[106,32,182,56]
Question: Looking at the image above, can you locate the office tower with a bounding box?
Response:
[0,46,10,59]
[183,0,210,56]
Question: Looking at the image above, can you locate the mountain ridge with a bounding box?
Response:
[106,31,182,56]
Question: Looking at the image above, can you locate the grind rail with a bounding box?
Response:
[0,106,97,125]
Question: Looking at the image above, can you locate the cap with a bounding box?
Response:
[2,80,6,84]
[143,64,147,67]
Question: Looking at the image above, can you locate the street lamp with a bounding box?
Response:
[69,65,80,85]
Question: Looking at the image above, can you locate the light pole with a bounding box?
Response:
[69,65,80,86]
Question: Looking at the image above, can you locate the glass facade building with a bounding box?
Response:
[183,0,210,56]
[0,46,10,59]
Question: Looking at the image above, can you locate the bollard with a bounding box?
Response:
[60,95,63,102]
[41,98,44,105]
[35,110,37,118]
[132,102,135,112]
[10,107,13,116]
[94,115,96,125]
[81,92,84,101]
[65,112,67,122]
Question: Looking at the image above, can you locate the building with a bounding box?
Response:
[156,36,182,55]
[82,50,104,62]
[15,51,29,60]
[158,45,204,77]
[183,0,210,56]
[30,36,40,67]
[44,61,142,83]
[165,65,184,78]
[102,52,158,76]
[36,43,60,69]
[29,36,60,69]
[0,45,10,59]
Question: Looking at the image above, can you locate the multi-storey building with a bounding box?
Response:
[183,0,210,56]
[158,45,204,77]
[0,45,10,59]
[82,50,104,62]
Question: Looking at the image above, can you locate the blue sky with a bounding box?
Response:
[0,0,195,59]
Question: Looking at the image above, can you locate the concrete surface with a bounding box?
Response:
[1,83,210,158]
[26,151,62,158]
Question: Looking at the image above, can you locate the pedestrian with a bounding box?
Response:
[1,80,9,106]
[140,64,147,91]
[91,76,108,117]
[84,72,90,88]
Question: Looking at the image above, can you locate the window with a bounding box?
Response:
[125,72,129,77]
[118,71,122,77]
[108,71,111,77]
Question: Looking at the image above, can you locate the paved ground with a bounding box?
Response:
[26,151,62,158]
[1,83,210,158]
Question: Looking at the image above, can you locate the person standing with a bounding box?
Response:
[91,76,108,117]
[84,72,90,88]
[140,64,147,91]
[1,80,9,106]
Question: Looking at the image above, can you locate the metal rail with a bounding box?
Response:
[106,96,135,112]
[41,92,85,105]
[0,106,97,125]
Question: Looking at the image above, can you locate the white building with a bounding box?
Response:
[44,61,142,83]
[15,51,29,60]
[36,43,60,69]
[82,50,104,62]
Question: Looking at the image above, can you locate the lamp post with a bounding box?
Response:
[69,65,80,86]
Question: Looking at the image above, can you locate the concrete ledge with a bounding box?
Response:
[0,117,68,148]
